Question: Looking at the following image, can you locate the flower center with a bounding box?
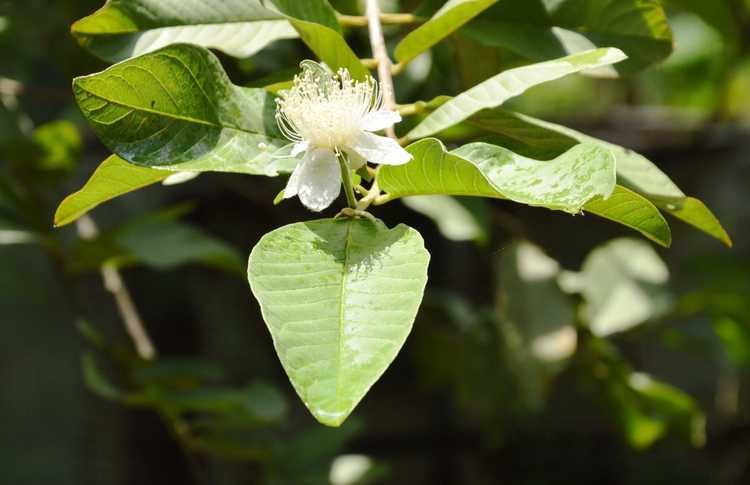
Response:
[276,64,382,149]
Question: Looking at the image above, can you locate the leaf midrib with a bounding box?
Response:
[77,83,278,138]
[335,220,354,409]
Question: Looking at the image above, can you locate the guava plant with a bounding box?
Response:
[56,0,731,427]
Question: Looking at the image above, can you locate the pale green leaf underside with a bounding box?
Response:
[72,0,296,62]
[381,138,615,213]
[406,47,627,140]
[248,218,430,426]
[461,109,730,246]
[54,155,169,227]
[394,0,497,65]
[378,138,671,246]
[73,44,296,175]
[452,141,616,213]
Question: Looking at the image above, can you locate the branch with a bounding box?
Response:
[339,13,420,27]
[366,0,398,139]
[76,215,157,360]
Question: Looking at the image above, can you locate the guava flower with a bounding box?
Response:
[276,61,411,212]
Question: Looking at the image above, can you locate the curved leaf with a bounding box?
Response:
[266,0,369,80]
[73,44,296,174]
[72,0,296,62]
[462,0,673,74]
[664,197,732,247]
[54,155,168,227]
[248,218,430,426]
[394,0,497,65]
[378,138,671,245]
[459,108,730,246]
[381,138,615,213]
[584,186,672,247]
[406,48,627,140]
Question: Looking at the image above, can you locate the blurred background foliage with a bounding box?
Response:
[1,0,749,483]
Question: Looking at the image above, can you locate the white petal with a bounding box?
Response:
[283,157,306,199]
[349,132,412,166]
[344,148,367,170]
[162,171,200,186]
[361,110,401,132]
[293,148,342,212]
[291,141,309,157]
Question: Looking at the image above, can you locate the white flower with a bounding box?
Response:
[276,61,412,212]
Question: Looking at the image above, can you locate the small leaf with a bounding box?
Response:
[394,0,498,65]
[574,238,671,336]
[248,218,430,426]
[72,0,296,62]
[73,44,296,175]
[406,48,627,140]
[54,155,170,227]
[267,0,369,80]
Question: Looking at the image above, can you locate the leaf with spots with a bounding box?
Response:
[73,43,297,175]
[247,218,430,426]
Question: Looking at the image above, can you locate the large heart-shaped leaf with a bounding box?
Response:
[72,0,296,62]
[394,0,498,65]
[378,138,671,246]
[266,0,369,80]
[248,218,430,426]
[462,0,673,74]
[73,44,297,174]
[406,48,627,140]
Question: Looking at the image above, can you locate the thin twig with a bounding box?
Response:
[339,13,421,27]
[76,215,157,360]
[366,0,398,139]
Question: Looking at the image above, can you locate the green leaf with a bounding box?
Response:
[54,155,169,227]
[452,141,616,213]
[462,0,673,74]
[394,0,498,65]
[584,186,672,247]
[663,197,732,248]
[498,242,577,364]
[465,108,579,160]
[402,195,487,243]
[266,0,369,80]
[73,44,297,175]
[72,0,297,63]
[248,218,430,426]
[380,138,615,214]
[115,219,245,274]
[267,0,341,31]
[571,238,671,336]
[82,352,125,401]
[31,120,82,172]
[379,139,671,244]
[461,109,731,246]
[406,48,627,139]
